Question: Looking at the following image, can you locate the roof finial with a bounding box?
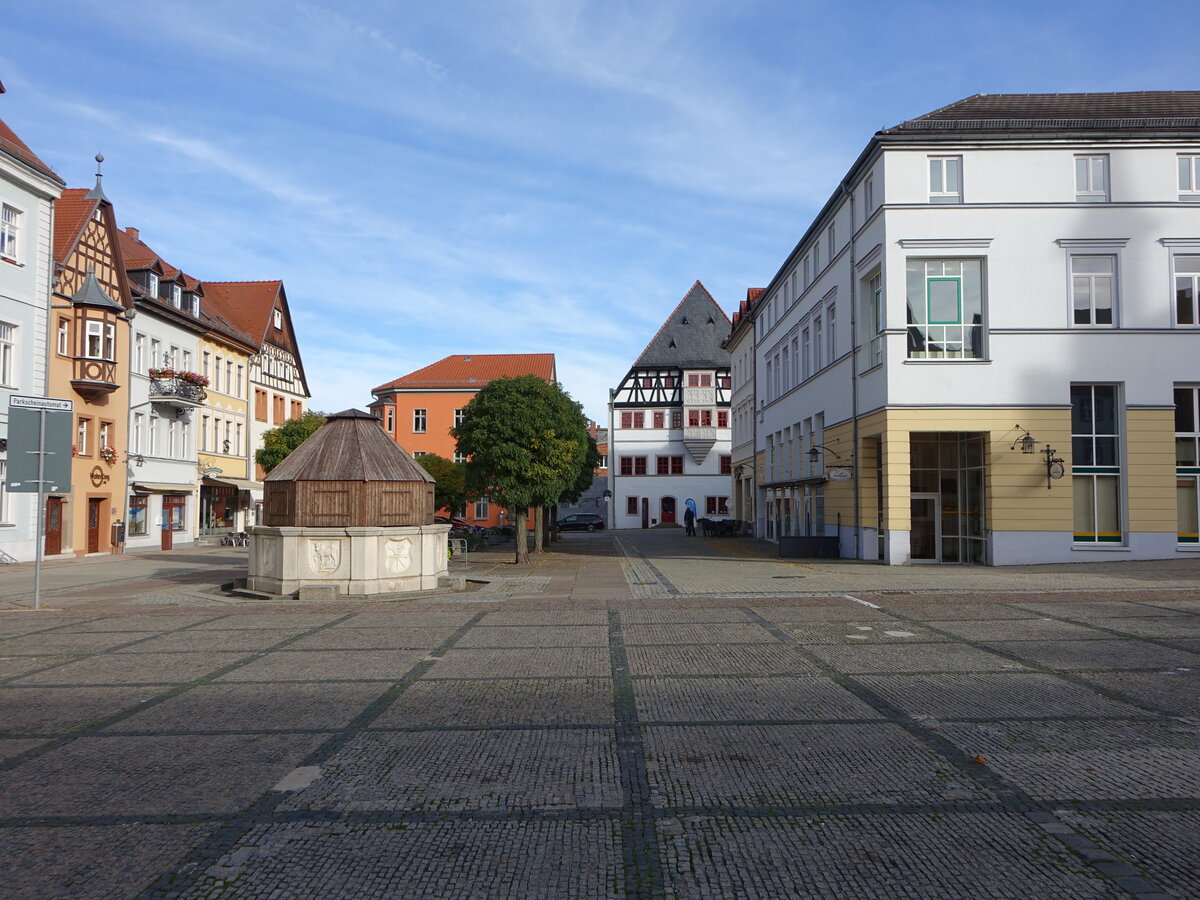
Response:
[86,152,109,202]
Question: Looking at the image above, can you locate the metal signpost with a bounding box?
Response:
[6,396,73,610]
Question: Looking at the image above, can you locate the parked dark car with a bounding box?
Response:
[558,513,605,533]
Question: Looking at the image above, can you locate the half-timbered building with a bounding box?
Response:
[46,174,134,556]
[607,282,732,529]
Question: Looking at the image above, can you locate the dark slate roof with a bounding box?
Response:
[70,269,125,312]
[884,92,1200,134]
[634,281,731,369]
[265,409,435,483]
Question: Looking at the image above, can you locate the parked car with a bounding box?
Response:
[435,515,484,533]
[558,513,605,533]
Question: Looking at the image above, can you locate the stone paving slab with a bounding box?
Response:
[643,723,988,808]
[177,820,624,900]
[424,647,611,679]
[753,604,903,623]
[215,649,429,682]
[984,639,1200,671]
[454,624,610,648]
[875,601,1044,621]
[1011,599,1195,618]
[657,813,1118,899]
[0,655,74,680]
[0,733,330,817]
[283,625,460,650]
[0,631,148,656]
[806,643,1028,674]
[112,628,306,654]
[0,738,48,761]
[55,614,220,633]
[1,824,213,900]
[1056,810,1200,900]
[1077,670,1200,716]
[373,678,615,728]
[937,719,1200,800]
[279,729,622,813]
[929,618,1116,642]
[633,676,883,722]
[781,621,953,644]
[621,622,779,645]
[0,685,171,735]
[855,673,1157,720]
[1098,616,1200,638]
[478,609,611,626]
[106,682,387,732]
[626,644,818,677]
[12,652,248,686]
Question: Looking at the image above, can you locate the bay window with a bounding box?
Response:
[906,259,985,359]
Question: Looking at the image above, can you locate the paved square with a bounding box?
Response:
[2,532,1198,897]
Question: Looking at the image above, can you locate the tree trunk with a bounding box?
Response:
[532,507,545,555]
[547,506,558,544]
[514,508,529,564]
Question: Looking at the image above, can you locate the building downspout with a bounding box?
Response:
[841,181,862,561]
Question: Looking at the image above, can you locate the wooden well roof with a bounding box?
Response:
[264,409,434,483]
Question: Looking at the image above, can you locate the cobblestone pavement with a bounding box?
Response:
[0,531,1198,897]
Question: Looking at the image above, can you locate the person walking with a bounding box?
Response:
[684,505,696,537]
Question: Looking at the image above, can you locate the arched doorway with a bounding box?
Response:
[660,496,676,524]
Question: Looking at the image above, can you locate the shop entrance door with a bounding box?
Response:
[87,498,102,554]
[44,497,63,556]
[910,493,940,562]
[660,497,676,524]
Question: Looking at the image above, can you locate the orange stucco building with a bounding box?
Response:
[370,354,556,528]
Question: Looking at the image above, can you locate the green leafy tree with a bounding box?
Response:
[452,375,590,563]
[416,453,468,515]
[255,411,326,474]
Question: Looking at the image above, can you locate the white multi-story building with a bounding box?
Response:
[608,282,732,529]
[751,91,1200,565]
[725,288,761,531]
[0,118,64,562]
[118,227,207,550]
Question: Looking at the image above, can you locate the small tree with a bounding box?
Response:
[453,375,590,564]
[416,453,468,516]
[255,411,326,474]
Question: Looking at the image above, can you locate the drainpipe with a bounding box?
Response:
[841,181,862,561]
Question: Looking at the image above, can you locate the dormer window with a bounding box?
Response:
[189,294,200,316]
[169,283,182,308]
[273,309,282,329]
[146,272,159,297]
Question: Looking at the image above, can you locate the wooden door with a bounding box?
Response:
[641,497,649,529]
[660,497,676,524]
[87,498,102,554]
[44,497,63,556]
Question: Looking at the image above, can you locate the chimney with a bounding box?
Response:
[126,227,139,240]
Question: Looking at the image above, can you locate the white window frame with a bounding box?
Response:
[0,460,8,523]
[1071,383,1123,545]
[473,498,489,520]
[1173,254,1200,327]
[453,451,467,464]
[868,272,884,367]
[84,321,105,359]
[928,156,962,203]
[1070,254,1118,327]
[1075,154,1109,202]
[77,417,90,455]
[0,204,19,260]
[0,322,14,387]
[57,319,69,357]
[864,175,874,212]
[169,283,182,307]
[413,408,427,433]
[1178,155,1200,200]
[146,272,159,297]
[133,413,144,453]
[273,309,282,329]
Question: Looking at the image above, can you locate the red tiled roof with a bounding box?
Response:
[0,118,63,185]
[53,188,98,263]
[203,281,283,344]
[374,354,557,392]
[116,226,161,270]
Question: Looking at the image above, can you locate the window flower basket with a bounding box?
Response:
[177,371,209,387]
[99,445,118,465]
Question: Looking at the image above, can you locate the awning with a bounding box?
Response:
[202,476,261,491]
[132,482,196,494]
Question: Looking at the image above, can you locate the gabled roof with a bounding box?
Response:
[634,281,731,369]
[0,117,64,185]
[203,281,284,344]
[374,353,557,393]
[884,92,1200,135]
[53,188,98,263]
[117,226,162,271]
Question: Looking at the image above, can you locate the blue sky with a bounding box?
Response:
[1,0,1194,422]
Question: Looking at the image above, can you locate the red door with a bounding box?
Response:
[87,498,102,554]
[44,497,63,556]
[661,497,676,524]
